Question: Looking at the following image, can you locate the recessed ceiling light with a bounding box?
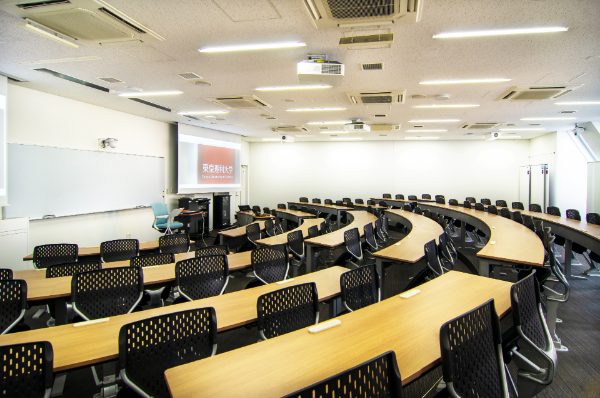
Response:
[119,90,183,97]
[306,120,352,125]
[405,129,448,133]
[412,104,480,109]
[199,41,306,53]
[286,107,347,112]
[433,26,568,39]
[554,101,600,105]
[330,137,362,141]
[255,84,332,91]
[24,19,79,48]
[405,136,440,140]
[408,119,460,123]
[499,127,545,132]
[520,116,576,121]
[319,130,350,134]
[177,110,229,116]
[419,78,511,85]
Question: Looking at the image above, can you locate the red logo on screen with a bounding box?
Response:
[198,145,235,184]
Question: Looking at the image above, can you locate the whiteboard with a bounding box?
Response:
[6,144,165,219]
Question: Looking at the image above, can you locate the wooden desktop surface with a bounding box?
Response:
[0,266,349,372]
[517,209,600,241]
[22,240,162,261]
[165,271,512,397]
[373,209,444,263]
[305,211,377,248]
[256,218,324,246]
[237,211,274,219]
[275,208,317,218]
[14,251,254,301]
[218,220,266,238]
[287,201,352,211]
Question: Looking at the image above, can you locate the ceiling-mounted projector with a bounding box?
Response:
[297,55,344,83]
[344,120,370,132]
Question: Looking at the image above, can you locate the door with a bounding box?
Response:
[530,164,549,210]
[519,166,531,208]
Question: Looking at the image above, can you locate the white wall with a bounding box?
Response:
[554,130,588,213]
[248,140,530,209]
[529,133,557,206]
[6,84,171,252]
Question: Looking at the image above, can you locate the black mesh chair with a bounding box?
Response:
[342,197,352,205]
[424,239,444,277]
[465,196,476,204]
[196,245,228,257]
[363,223,379,253]
[512,211,524,225]
[251,245,289,284]
[264,219,275,237]
[324,199,333,205]
[299,197,309,203]
[435,196,446,204]
[488,205,498,215]
[71,267,143,320]
[257,282,318,340]
[439,299,509,398]
[130,253,174,268]
[283,351,402,398]
[382,193,392,199]
[263,207,271,215]
[0,341,54,398]
[32,243,78,269]
[402,204,413,212]
[0,268,13,280]
[0,279,27,334]
[100,239,139,263]
[159,233,190,254]
[506,272,556,397]
[481,198,492,205]
[250,205,260,215]
[395,194,405,200]
[307,225,319,238]
[289,204,299,211]
[46,261,101,278]
[277,203,287,209]
[499,207,512,219]
[335,200,343,206]
[463,200,472,209]
[529,204,542,213]
[238,205,251,212]
[355,198,364,204]
[422,194,432,199]
[448,199,459,206]
[407,195,417,201]
[311,198,321,204]
[246,223,261,247]
[496,199,508,207]
[175,255,229,301]
[512,202,525,210]
[435,194,445,201]
[546,206,565,247]
[344,228,364,267]
[438,232,456,270]
[118,308,217,398]
[340,265,380,312]
[474,203,485,211]
[586,213,600,275]
[287,230,305,268]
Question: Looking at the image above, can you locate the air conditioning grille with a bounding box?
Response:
[321,64,343,74]
[327,0,395,19]
[362,95,392,104]
[16,0,70,9]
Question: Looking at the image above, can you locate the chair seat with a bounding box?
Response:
[156,221,184,229]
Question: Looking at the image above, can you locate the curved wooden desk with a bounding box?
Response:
[0,266,348,373]
[165,271,512,397]
[22,239,164,262]
[275,208,316,229]
[236,211,274,227]
[256,218,324,246]
[218,220,266,244]
[287,201,352,228]
[304,211,377,272]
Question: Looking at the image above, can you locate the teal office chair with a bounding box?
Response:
[151,203,184,235]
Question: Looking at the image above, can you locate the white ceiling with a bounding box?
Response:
[0,0,599,142]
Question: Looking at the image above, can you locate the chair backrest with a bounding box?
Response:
[422,194,431,199]
[364,223,378,251]
[424,240,443,276]
[355,198,364,204]
[151,202,168,217]
[264,218,276,237]
[176,255,229,301]
[522,214,536,232]
[100,239,139,263]
[0,341,54,398]
[196,245,228,257]
[0,279,27,334]
[130,253,174,268]
[252,245,289,284]
[340,265,380,312]
[587,212,600,225]
[0,268,13,280]
[499,207,512,219]
[566,208,581,221]
[277,203,286,209]
[402,204,413,212]
[251,205,261,215]
[463,200,472,209]
[283,351,402,398]
[529,203,542,212]
[287,230,305,259]
[438,232,454,270]
[238,205,251,212]
[436,196,446,204]
[246,223,261,245]
[546,206,561,216]
[159,233,190,254]
[414,207,423,215]
[448,199,459,206]
[344,228,363,261]
[407,195,417,201]
[465,196,476,203]
[71,267,143,320]
[395,194,405,200]
[299,197,309,203]
[496,199,508,207]
[335,200,343,206]
[307,225,319,238]
[487,205,498,214]
[46,261,101,278]
[382,193,392,198]
[257,282,318,339]
[263,207,270,215]
[481,198,491,205]
[342,197,352,204]
[289,204,299,210]
[119,308,217,398]
[366,199,375,205]
[319,221,328,235]
[435,194,445,200]
[33,243,78,269]
[311,198,321,204]
[512,201,525,210]
[474,203,485,211]
[511,272,552,352]
[440,299,508,398]
[512,211,524,225]
[324,199,333,205]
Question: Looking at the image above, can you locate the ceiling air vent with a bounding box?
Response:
[498,86,579,101]
[348,90,406,104]
[16,0,70,9]
[461,122,501,130]
[340,33,393,49]
[272,126,308,134]
[361,62,383,71]
[178,72,203,80]
[212,95,271,109]
[303,0,419,28]
[98,77,123,84]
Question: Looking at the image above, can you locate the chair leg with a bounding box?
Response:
[545,299,568,352]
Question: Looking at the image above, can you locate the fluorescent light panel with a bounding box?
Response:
[306,120,352,125]
[433,26,568,39]
[255,84,331,91]
[412,104,479,109]
[419,78,510,85]
[287,107,346,112]
[405,136,440,140]
[24,20,79,48]
[555,101,600,105]
[319,130,350,134]
[520,117,576,121]
[499,128,545,132]
[119,90,183,97]
[408,119,460,123]
[330,137,362,141]
[199,41,306,53]
[177,110,229,115]
[405,129,447,133]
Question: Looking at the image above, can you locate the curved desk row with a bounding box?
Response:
[22,239,166,262]
[218,220,266,245]
[256,218,324,246]
[236,211,274,227]
[0,267,348,373]
[287,201,352,228]
[275,208,317,229]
